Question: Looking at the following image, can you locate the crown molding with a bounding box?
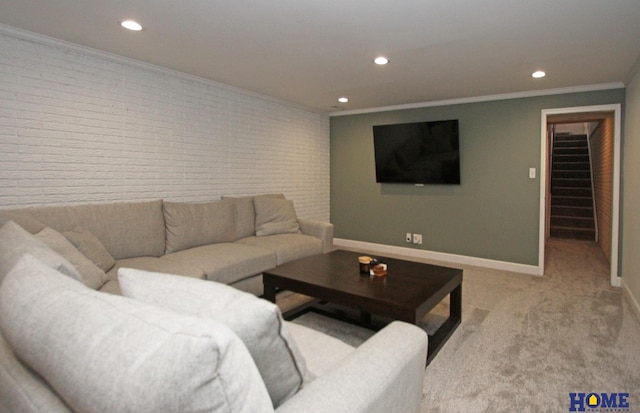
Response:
[0,23,626,119]
[330,82,625,117]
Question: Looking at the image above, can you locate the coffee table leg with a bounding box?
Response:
[264,282,277,303]
[450,283,462,320]
[360,311,371,325]
[426,282,462,365]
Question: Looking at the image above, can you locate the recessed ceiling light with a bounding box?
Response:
[532,70,546,79]
[338,97,349,103]
[121,20,143,31]
[374,56,389,65]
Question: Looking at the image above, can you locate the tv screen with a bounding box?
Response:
[373,119,460,184]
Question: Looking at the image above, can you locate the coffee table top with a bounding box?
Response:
[263,250,463,323]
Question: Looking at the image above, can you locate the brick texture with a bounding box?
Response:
[590,116,614,263]
[0,33,330,221]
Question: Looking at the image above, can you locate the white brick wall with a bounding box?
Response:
[0,31,330,221]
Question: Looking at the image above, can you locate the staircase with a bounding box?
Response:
[550,134,596,241]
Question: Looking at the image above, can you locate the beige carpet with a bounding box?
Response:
[290,239,640,412]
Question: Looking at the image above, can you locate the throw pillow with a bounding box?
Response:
[63,227,116,272]
[118,268,313,408]
[0,221,82,284]
[253,197,301,237]
[223,194,285,239]
[0,255,272,413]
[34,227,108,290]
[0,211,46,234]
[163,199,236,254]
[0,332,72,413]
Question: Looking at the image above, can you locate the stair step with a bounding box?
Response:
[553,163,591,172]
[553,154,589,163]
[555,134,587,141]
[554,140,588,148]
[550,227,595,241]
[554,147,589,155]
[551,175,591,188]
[551,205,594,217]
[551,196,593,207]
[552,187,592,197]
[550,216,595,229]
[551,134,595,241]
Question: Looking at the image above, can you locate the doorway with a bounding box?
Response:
[539,104,621,287]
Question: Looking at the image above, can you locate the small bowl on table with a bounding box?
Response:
[369,263,388,277]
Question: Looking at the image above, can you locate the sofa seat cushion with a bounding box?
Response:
[229,275,264,297]
[284,322,355,377]
[109,257,207,280]
[101,257,208,295]
[163,243,277,284]
[0,255,273,413]
[97,279,121,295]
[237,234,323,265]
[118,269,313,408]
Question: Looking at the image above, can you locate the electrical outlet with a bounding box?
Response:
[412,233,422,244]
[406,232,412,243]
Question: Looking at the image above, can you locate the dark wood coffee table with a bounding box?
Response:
[263,250,462,364]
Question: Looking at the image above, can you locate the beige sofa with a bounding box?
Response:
[0,197,429,413]
[0,194,334,296]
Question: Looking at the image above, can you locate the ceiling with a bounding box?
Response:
[1,0,639,113]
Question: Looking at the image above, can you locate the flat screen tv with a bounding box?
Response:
[373,119,460,184]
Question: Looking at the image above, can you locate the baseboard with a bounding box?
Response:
[333,238,542,276]
[622,279,640,322]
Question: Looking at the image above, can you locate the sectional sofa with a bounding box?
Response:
[0,194,334,296]
[0,195,429,412]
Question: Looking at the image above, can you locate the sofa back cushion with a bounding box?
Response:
[223,194,285,240]
[118,268,313,408]
[0,221,82,284]
[163,199,235,254]
[63,227,116,273]
[1,200,166,260]
[223,196,256,240]
[254,197,301,236]
[0,211,46,234]
[0,255,273,413]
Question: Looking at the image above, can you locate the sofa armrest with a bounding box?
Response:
[298,219,334,254]
[275,321,428,413]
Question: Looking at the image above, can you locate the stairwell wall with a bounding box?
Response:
[589,116,615,263]
[622,62,640,317]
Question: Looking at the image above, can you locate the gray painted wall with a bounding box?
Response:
[622,65,640,310]
[330,89,625,266]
